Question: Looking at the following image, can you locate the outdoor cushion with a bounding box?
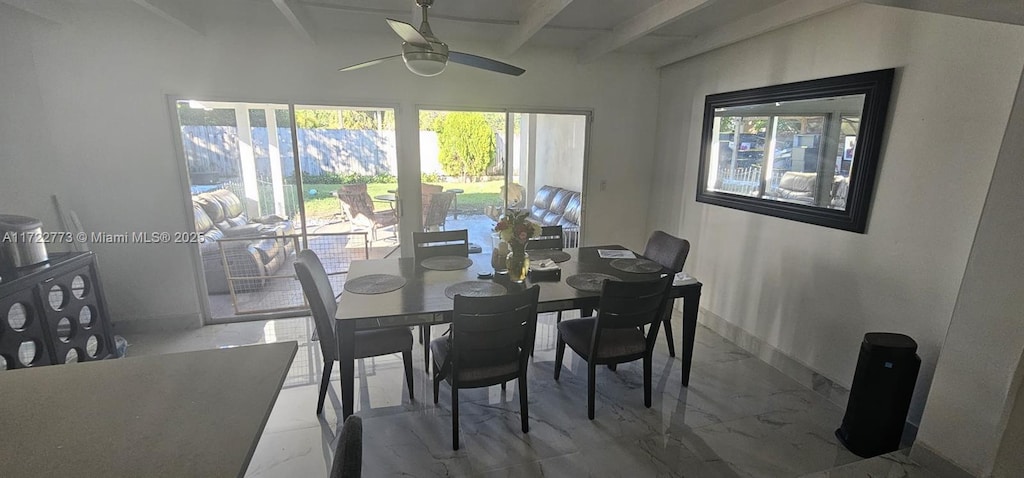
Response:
[557,317,645,360]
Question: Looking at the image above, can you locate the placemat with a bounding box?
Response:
[526,249,571,263]
[343,274,407,294]
[420,256,474,271]
[445,281,508,300]
[610,258,663,273]
[566,273,619,292]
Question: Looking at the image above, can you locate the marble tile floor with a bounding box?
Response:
[126,310,919,477]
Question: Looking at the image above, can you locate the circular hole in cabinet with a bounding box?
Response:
[71,275,90,300]
[57,317,74,343]
[8,303,30,331]
[86,335,101,358]
[79,306,94,329]
[65,348,79,364]
[19,341,38,366]
[48,284,68,311]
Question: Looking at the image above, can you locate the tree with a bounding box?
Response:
[435,112,495,180]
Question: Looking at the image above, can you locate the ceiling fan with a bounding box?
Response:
[338,0,525,77]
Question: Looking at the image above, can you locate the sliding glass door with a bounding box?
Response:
[174,100,400,322]
[414,108,589,252]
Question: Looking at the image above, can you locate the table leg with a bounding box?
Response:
[680,286,701,387]
[452,194,459,219]
[338,320,356,418]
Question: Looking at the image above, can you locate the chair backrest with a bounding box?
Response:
[329,415,363,478]
[337,192,375,226]
[527,225,563,251]
[293,249,338,363]
[642,231,690,273]
[412,229,469,260]
[421,183,444,220]
[450,285,540,382]
[337,184,368,195]
[423,191,455,230]
[591,276,673,355]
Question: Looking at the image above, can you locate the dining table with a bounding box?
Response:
[0,341,297,477]
[334,245,702,418]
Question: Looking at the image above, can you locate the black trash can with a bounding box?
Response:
[835,332,921,457]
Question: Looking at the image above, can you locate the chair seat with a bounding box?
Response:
[557,317,645,360]
[352,327,413,359]
[429,338,519,383]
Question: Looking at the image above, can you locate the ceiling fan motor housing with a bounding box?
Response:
[402,41,448,77]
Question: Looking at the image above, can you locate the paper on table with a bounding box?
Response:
[597,249,636,259]
[673,271,693,285]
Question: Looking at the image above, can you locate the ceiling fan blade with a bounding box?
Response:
[338,55,402,72]
[386,18,432,50]
[448,51,525,76]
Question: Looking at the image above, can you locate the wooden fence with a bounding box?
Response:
[716,167,786,196]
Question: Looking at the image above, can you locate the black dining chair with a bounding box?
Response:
[431,285,540,450]
[412,229,470,368]
[294,250,415,415]
[329,415,362,478]
[526,225,563,251]
[554,275,673,420]
[641,231,690,357]
[412,229,469,259]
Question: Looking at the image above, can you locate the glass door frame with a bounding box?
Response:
[167,95,404,325]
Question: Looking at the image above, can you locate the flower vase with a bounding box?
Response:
[506,241,529,283]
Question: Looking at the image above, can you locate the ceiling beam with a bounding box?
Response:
[130,0,203,36]
[272,0,316,44]
[653,0,859,68]
[864,0,1024,26]
[0,0,75,24]
[577,0,719,63]
[503,0,574,56]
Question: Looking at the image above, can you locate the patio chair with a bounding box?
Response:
[485,182,526,221]
[421,183,444,224]
[642,230,690,357]
[337,190,398,242]
[431,285,540,449]
[293,250,414,415]
[554,275,673,419]
[423,191,456,231]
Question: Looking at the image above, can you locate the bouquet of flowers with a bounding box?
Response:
[494,209,542,246]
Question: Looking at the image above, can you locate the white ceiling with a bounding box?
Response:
[6,0,1024,66]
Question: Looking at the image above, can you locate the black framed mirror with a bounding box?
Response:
[696,69,894,233]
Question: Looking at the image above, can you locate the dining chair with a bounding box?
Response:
[526,225,563,251]
[412,229,469,259]
[642,230,691,357]
[422,191,456,232]
[294,249,415,415]
[329,415,362,478]
[412,229,470,366]
[431,285,540,449]
[554,275,673,419]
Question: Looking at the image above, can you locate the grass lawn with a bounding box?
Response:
[301,180,503,219]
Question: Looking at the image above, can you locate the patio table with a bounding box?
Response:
[334,245,702,418]
[0,341,297,477]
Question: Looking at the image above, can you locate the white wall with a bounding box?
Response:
[0,3,660,327]
[534,114,586,194]
[913,67,1024,476]
[648,2,1024,433]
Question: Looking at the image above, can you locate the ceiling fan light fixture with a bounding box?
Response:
[403,50,447,77]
